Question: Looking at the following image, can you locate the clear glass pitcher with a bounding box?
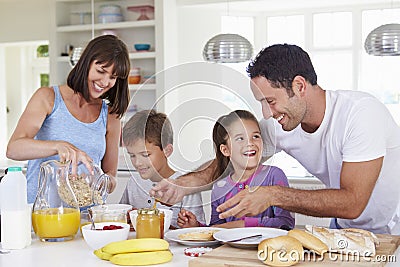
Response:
[32,160,110,242]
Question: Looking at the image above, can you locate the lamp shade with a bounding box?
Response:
[364,23,400,56]
[203,33,253,63]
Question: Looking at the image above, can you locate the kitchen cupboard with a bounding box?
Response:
[288,177,330,227]
[49,0,168,116]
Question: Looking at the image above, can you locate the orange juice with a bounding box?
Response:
[32,208,80,240]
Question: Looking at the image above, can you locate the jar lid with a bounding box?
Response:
[7,166,22,172]
[184,247,213,257]
[138,208,159,215]
[129,68,141,76]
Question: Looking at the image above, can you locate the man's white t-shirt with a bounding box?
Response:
[120,171,206,228]
[260,90,400,234]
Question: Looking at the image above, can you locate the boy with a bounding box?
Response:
[120,110,205,228]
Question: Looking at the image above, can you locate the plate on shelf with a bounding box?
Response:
[164,227,222,247]
[213,227,288,248]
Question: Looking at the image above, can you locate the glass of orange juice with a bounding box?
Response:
[32,208,80,242]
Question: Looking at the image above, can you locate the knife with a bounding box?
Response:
[225,234,263,243]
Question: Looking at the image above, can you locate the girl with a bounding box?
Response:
[177,110,294,229]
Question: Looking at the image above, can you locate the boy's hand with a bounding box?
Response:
[177,208,199,228]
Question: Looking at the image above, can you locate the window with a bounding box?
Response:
[267,15,304,47]
[261,6,400,176]
[313,12,352,48]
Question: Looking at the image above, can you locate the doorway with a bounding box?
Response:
[0,40,49,161]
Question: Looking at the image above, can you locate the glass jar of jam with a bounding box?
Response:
[128,67,141,84]
[136,208,163,239]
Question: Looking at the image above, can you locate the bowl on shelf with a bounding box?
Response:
[81,222,130,250]
[134,43,151,51]
[98,13,123,23]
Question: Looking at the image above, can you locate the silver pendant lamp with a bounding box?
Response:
[202,0,253,63]
[203,33,253,63]
[364,23,400,56]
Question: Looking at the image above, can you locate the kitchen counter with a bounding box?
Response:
[0,232,196,267]
[1,231,399,267]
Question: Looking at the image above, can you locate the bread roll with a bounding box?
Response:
[258,236,304,266]
[288,229,328,255]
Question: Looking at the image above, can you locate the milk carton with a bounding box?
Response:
[0,167,31,249]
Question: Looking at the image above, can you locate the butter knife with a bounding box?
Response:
[225,234,263,243]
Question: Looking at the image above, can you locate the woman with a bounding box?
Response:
[6,35,130,203]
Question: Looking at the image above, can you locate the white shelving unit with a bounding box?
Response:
[49,0,174,194]
[50,0,166,113]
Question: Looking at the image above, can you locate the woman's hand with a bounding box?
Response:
[177,208,199,228]
[56,141,93,175]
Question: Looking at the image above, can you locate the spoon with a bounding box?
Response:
[0,249,11,254]
[87,208,96,230]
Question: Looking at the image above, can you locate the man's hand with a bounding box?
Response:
[216,186,272,219]
[150,179,187,206]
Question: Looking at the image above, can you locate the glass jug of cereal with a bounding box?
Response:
[32,160,110,242]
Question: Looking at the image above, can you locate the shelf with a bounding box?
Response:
[57,20,155,32]
[129,52,155,59]
[129,84,156,91]
[57,52,155,62]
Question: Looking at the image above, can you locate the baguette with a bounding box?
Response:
[288,229,328,255]
[305,225,377,256]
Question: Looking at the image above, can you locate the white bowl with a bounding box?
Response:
[129,208,173,233]
[98,13,123,23]
[99,4,122,15]
[91,204,132,223]
[81,222,130,250]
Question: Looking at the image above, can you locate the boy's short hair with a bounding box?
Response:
[122,109,173,149]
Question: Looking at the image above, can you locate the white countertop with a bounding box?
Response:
[2,231,399,267]
[0,231,204,267]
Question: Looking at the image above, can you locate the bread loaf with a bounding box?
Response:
[305,225,377,256]
[288,229,328,255]
[258,236,304,266]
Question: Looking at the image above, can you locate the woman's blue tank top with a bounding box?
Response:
[26,86,108,203]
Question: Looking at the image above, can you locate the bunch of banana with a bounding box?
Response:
[94,238,173,266]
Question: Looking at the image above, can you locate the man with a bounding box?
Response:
[151,44,400,234]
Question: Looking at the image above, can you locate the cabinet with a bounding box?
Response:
[50,0,167,115]
[288,177,331,227]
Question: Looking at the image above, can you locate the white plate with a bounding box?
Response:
[213,227,288,248]
[164,227,223,247]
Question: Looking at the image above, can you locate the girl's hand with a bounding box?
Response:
[177,208,199,228]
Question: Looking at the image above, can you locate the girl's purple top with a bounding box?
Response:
[210,165,295,229]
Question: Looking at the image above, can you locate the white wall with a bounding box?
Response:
[165,5,261,173]
[0,0,51,160]
[0,48,6,160]
[0,1,51,43]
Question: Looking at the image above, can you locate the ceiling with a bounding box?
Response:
[178,0,395,12]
